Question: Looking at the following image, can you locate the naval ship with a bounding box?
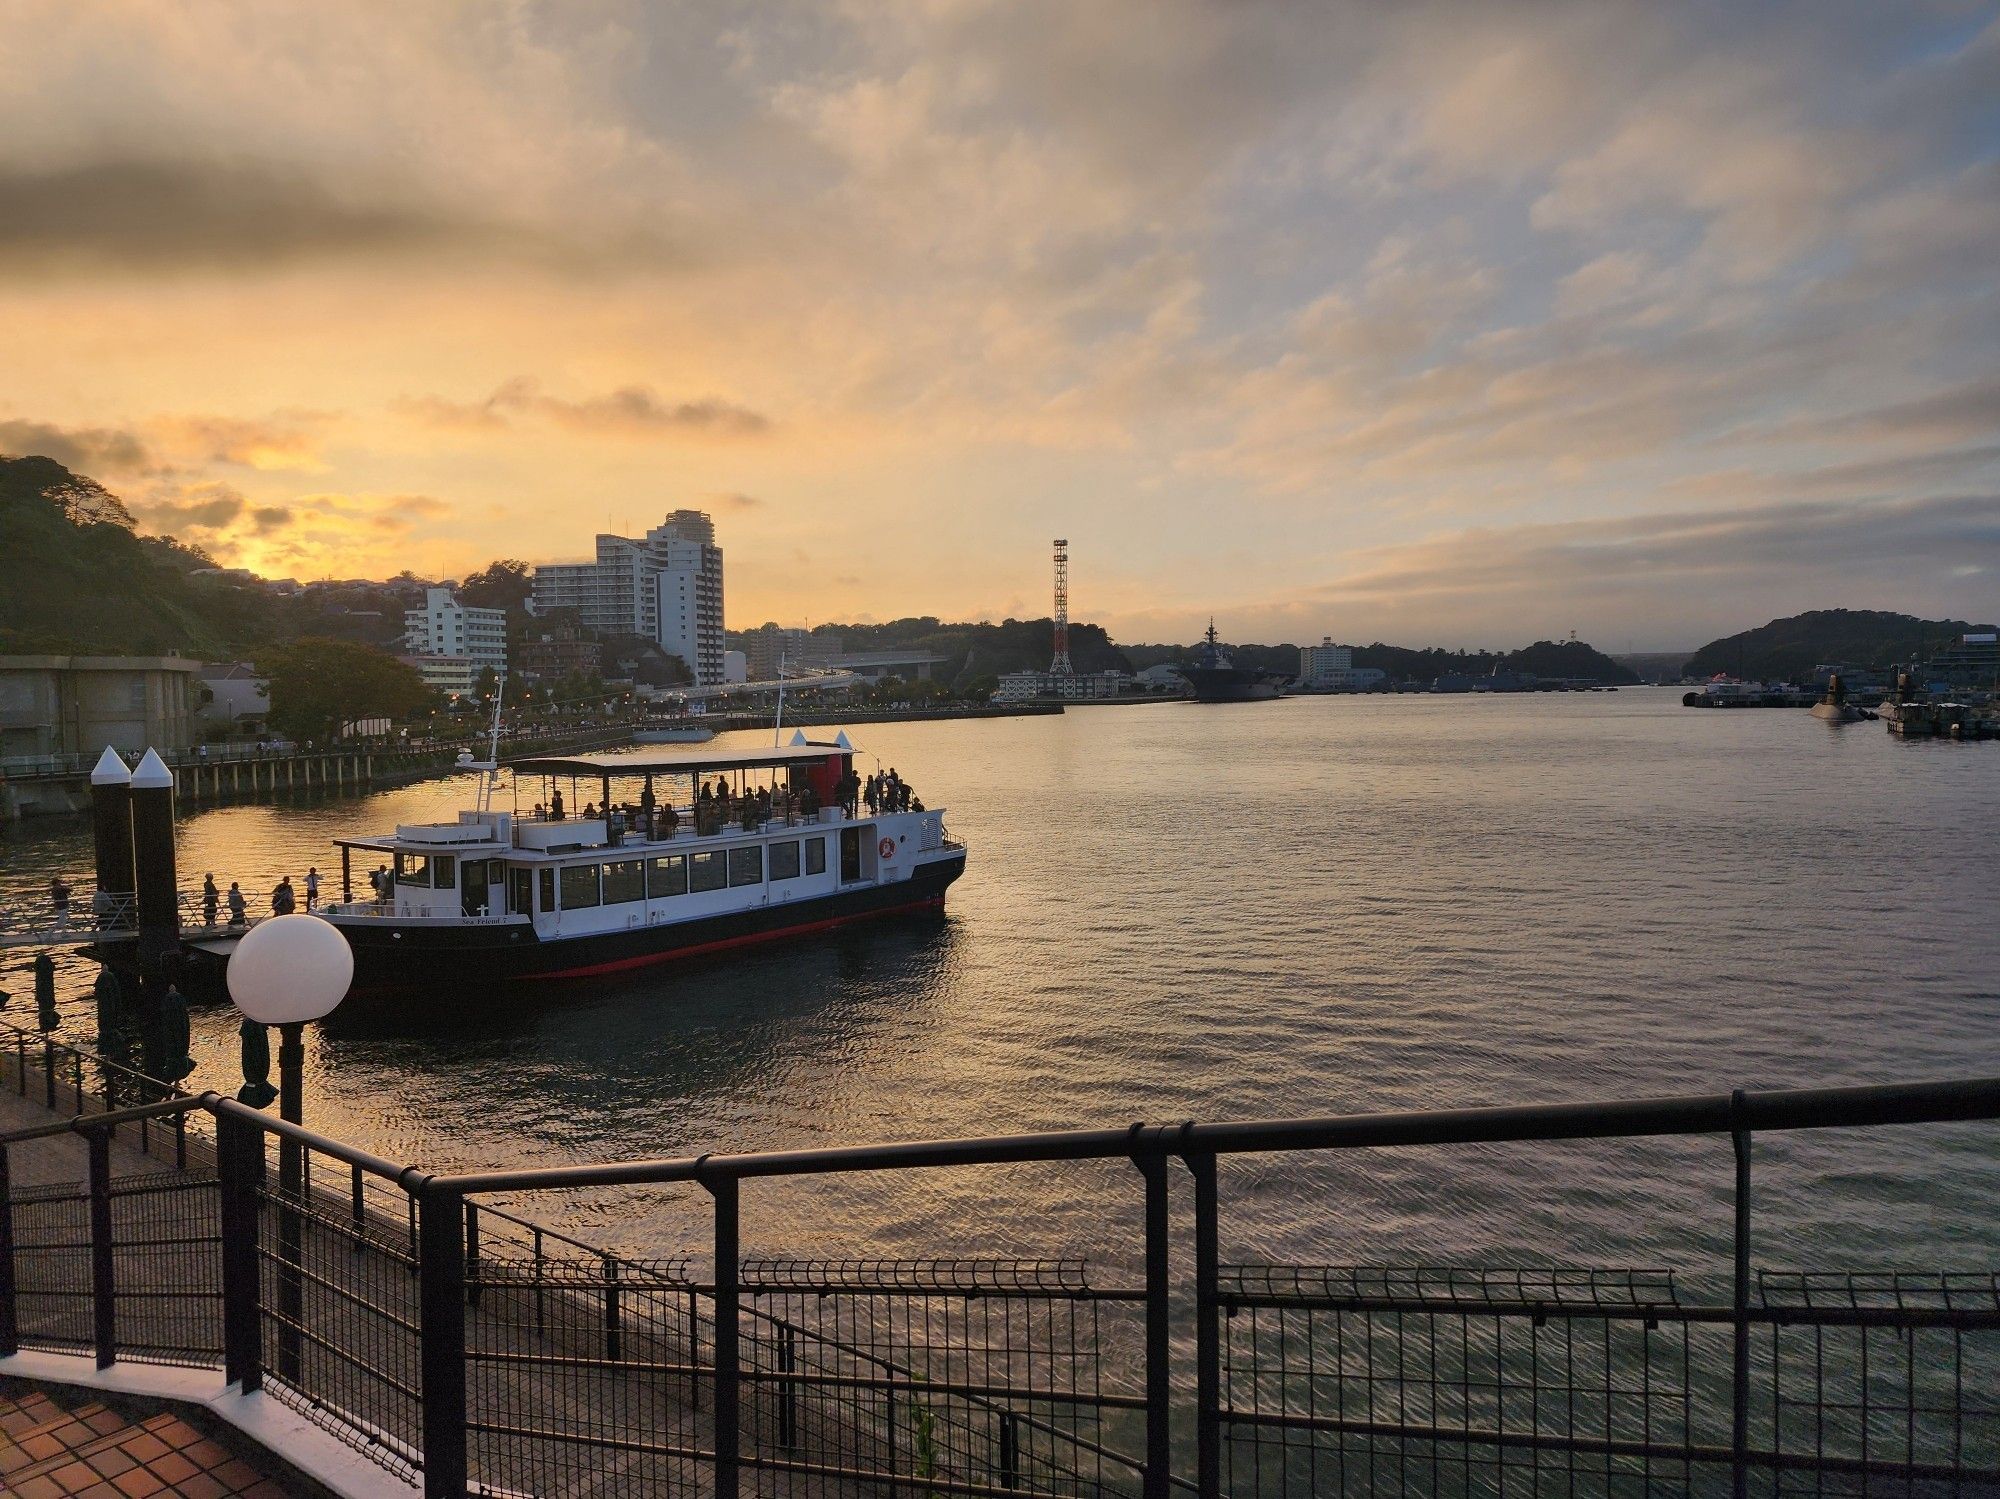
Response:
[1178,620,1291,702]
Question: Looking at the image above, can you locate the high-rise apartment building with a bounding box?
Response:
[531,510,726,684]
[404,588,507,671]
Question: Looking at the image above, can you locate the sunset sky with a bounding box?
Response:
[3,1,1996,648]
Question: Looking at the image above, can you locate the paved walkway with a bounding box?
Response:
[0,1382,293,1498]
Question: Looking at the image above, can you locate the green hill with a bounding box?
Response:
[1684,610,1996,682]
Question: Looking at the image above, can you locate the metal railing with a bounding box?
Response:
[0,890,272,949]
[0,1054,1995,1497]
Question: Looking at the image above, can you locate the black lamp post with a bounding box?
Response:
[225,914,354,1383]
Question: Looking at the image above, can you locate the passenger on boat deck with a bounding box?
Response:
[550,788,566,820]
[533,802,546,818]
[911,795,924,812]
[663,803,680,836]
[202,874,219,927]
[756,787,772,820]
[582,802,597,820]
[271,877,296,916]
[227,883,247,926]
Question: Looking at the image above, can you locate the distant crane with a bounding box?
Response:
[1050,539,1074,676]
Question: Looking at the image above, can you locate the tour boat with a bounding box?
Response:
[317,737,965,990]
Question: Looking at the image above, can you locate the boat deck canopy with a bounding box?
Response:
[508,742,852,778]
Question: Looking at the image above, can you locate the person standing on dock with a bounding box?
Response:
[202,874,219,927]
[227,882,247,927]
[305,868,321,911]
[48,873,72,929]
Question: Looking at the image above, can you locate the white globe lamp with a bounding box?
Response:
[227,914,353,1025]
[227,915,352,1123]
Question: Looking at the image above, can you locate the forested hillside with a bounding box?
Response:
[1684,610,1995,682]
[0,455,272,654]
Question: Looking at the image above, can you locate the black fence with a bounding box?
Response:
[1,1041,1996,1498]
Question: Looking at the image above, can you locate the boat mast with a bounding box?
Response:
[773,646,786,746]
[475,671,506,812]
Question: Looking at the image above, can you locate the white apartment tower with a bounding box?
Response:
[404,588,508,672]
[532,510,726,684]
[1299,637,1353,685]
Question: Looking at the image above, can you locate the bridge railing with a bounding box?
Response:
[1,1066,1996,1498]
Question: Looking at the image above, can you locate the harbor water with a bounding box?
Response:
[3,687,1996,1284]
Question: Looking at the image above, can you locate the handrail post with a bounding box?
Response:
[418,1181,470,1499]
[705,1171,740,1499]
[1134,1147,1172,1499]
[1186,1150,1221,1498]
[463,1201,482,1308]
[1731,1089,1752,1499]
[217,1110,264,1390]
[0,1143,17,1358]
[87,1127,115,1369]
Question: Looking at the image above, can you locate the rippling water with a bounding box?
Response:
[4,689,1996,1281]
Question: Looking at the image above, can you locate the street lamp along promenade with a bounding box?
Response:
[225,914,352,1386]
[225,913,354,1124]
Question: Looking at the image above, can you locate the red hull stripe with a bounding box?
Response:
[532,895,947,980]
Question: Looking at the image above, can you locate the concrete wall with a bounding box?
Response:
[0,656,201,757]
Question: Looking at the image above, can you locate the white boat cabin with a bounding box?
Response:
[325,741,955,940]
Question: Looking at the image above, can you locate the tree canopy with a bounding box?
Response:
[259,638,433,743]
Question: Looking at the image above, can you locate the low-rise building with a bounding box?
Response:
[516,627,600,682]
[195,662,270,739]
[400,655,481,699]
[992,669,1133,701]
[1133,663,1190,694]
[0,655,203,760]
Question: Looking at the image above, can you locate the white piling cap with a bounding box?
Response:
[789,729,810,746]
[89,746,132,786]
[130,748,174,789]
[834,730,855,749]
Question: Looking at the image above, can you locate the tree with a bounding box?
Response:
[260,638,433,743]
[460,559,534,615]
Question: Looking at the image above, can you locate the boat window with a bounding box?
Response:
[648,856,687,898]
[397,853,431,888]
[805,837,827,876]
[559,864,602,910]
[603,860,645,905]
[509,868,532,915]
[689,850,726,893]
[538,868,555,913]
[728,846,763,887]
[432,855,456,889]
[769,840,801,881]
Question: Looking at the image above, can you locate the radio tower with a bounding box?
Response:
[1050,538,1073,676]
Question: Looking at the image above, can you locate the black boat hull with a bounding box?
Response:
[326,851,966,993]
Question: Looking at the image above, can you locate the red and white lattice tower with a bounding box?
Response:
[1050,538,1073,676]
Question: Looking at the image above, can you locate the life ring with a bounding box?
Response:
[878,836,897,859]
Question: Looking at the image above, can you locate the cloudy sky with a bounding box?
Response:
[3,1,1996,648]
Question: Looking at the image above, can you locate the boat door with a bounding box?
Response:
[840,825,863,883]
[462,858,498,917]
